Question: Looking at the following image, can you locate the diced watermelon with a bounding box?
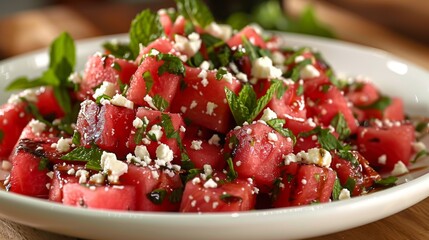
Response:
[180,176,256,212]
[224,122,294,192]
[35,87,65,119]
[8,150,50,198]
[49,164,81,202]
[0,102,32,158]
[126,56,181,110]
[361,97,404,121]
[76,100,135,158]
[78,54,137,100]
[127,108,185,160]
[255,80,307,121]
[305,83,358,135]
[169,15,186,39]
[183,138,225,170]
[135,38,174,64]
[285,119,320,153]
[62,183,136,211]
[120,164,182,211]
[346,81,379,107]
[290,164,336,206]
[171,66,241,133]
[227,26,266,49]
[357,123,415,172]
[158,10,173,36]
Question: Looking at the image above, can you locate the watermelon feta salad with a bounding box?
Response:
[0,0,428,213]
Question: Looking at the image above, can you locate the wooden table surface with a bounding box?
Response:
[1,1,429,239]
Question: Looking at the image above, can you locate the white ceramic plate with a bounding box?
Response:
[1,33,429,240]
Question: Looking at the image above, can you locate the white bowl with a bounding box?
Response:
[1,33,429,240]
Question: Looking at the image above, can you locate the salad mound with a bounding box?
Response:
[0,0,426,212]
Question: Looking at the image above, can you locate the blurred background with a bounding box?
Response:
[0,0,428,69]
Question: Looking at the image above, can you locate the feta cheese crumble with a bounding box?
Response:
[251,56,282,79]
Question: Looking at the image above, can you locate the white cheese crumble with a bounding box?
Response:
[204,22,232,41]
[338,188,351,200]
[68,72,82,84]
[135,145,152,164]
[148,124,163,141]
[180,125,186,133]
[29,119,47,135]
[133,117,144,129]
[89,173,105,184]
[200,61,210,70]
[391,161,409,176]
[100,152,128,183]
[378,154,387,165]
[267,132,278,142]
[190,100,198,109]
[251,56,282,79]
[156,143,174,163]
[7,89,38,104]
[111,94,134,109]
[260,107,278,122]
[206,102,218,116]
[300,64,320,79]
[174,32,202,57]
[203,178,218,188]
[144,95,157,110]
[75,169,89,184]
[271,51,285,66]
[53,137,73,153]
[190,140,203,150]
[236,72,248,82]
[208,134,221,146]
[92,81,117,100]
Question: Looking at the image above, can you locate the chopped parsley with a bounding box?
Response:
[156,53,186,76]
[61,145,103,171]
[152,94,169,112]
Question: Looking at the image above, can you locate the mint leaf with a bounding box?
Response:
[129,9,164,59]
[38,157,50,171]
[216,67,228,80]
[200,33,232,68]
[175,0,214,28]
[344,177,356,193]
[241,35,271,62]
[412,150,429,163]
[331,113,351,140]
[375,176,397,187]
[0,130,4,143]
[169,188,184,204]
[61,145,103,171]
[152,94,169,112]
[225,81,281,125]
[147,188,167,205]
[160,113,177,139]
[102,41,133,60]
[220,193,242,203]
[71,131,81,146]
[143,71,154,93]
[331,178,342,201]
[226,157,238,181]
[357,95,392,111]
[266,118,296,144]
[6,77,46,91]
[156,53,186,76]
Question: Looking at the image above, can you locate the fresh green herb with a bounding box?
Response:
[111,62,122,71]
[332,178,342,201]
[220,193,242,203]
[331,113,351,140]
[374,176,397,187]
[344,177,356,193]
[225,81,281,125]
[266,118,296,144]
[284,47,308,65]
[133,117,148,145]
[95,94,112,104]
[184,21,196,36]
[358,96,392,111]
[129,9,164,59]
[71,131,81,146]
[285,58,312,82]
[156,53,186,76]
[298,126,341,151]
[0,130,3,142]
[175,0,214,28]
[61,145,103,171]
[200,33,232,68]
[326,69,347,89]
[241,35,271,62]
[186,168,203,182]
[226,157,238,181]
[169,188,184,204]
[412,150,429,163]
[216,68,228,80]
[275,81,288,99]
[296,83,304,96]
[143,71,154,93]
[186,52,204,67]
[38,157,50,171]
[152,94,169,112]
[24,101,51,126]
[415,122,428,133]
[102,41,133,60]
[7,32,76,116]
[337,148,359,166]
[147,189,167,205]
